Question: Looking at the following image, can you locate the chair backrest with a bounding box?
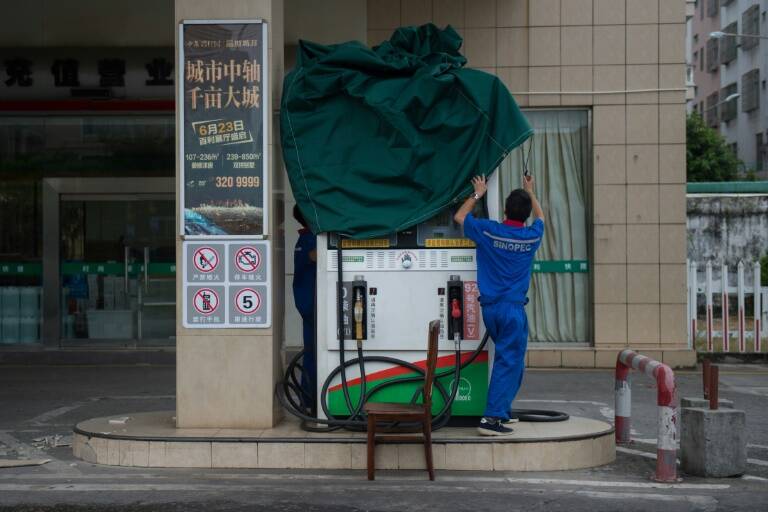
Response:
[422,319,441,411]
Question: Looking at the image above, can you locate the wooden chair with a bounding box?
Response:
[365,319,440,481]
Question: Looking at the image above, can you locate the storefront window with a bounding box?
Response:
[498,110,591,343]
[0,114,173,347]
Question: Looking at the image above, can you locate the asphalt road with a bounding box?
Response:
[1,363,767,511]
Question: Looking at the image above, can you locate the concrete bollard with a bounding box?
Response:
[681,407,747,477]
[680,397,734,409]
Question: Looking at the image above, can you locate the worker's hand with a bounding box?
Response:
[523,175,534,195]
[471,175,487,199]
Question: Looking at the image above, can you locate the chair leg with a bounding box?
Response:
[423,418,434,481]
[367,414,376,480]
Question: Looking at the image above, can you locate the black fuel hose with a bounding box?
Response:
[277,328,569,432]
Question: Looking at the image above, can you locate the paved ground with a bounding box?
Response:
[0,363,767,511]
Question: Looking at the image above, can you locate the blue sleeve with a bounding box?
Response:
[529,218,544,238]
[462,214,482,243]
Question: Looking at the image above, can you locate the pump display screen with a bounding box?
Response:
[328,200,486,249]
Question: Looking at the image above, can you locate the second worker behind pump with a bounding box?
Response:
[454,174,545,436]
[292,205,317,414]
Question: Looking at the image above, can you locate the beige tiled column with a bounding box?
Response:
[174,0,285,428]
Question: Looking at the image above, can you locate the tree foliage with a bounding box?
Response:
[686,113,741,182]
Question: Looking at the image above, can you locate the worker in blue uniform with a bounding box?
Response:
[454,174,544,436]
[292,205,317,413]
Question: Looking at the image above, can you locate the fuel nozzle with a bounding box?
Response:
[447,275,463,350]
[354,289,364,342]
[352,275,367,345]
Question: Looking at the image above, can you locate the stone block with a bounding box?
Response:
[594,65,626,105]
[594,223,627,264]
[445,443,493,470]
[594,0,625,25]
[627,144,659,184]
[562,26,593,65]
[681,408,747,477]
[465,0,495,27]
[593,105,626,145]
[594,264,627,304]
[562,0,593,26]
[562,66,593,105]
[594,25,626,65]
[433,0,464,28]
[594,304,627,344]
[497,0,528,27]
[530,0,560,26]
[595,145,626,184]
[626,64,658,104]
[626,24,659,65]
[529,350,561,367]
[497,28,528,66]
[626,185,659,224]
[681,397,734,409]
[464,28,496,68]
[561,350,596,368]
[400,0,432,26]
[594,184,626,224]
[530,27,561,66]
[628,304,660,343]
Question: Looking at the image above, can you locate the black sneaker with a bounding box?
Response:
[477,416,515,436]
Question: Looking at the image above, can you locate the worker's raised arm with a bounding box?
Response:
[523,176,544,222]
[453,176,487,226]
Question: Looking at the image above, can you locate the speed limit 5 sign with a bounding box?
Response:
[229,285,269,326]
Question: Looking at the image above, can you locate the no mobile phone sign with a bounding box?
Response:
[193,288,219,315]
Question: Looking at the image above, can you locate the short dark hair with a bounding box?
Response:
[293,204,308,228]
[504,189,532,222]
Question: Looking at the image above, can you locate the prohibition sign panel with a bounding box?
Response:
[229,242,268,282]
[183,240,271,328]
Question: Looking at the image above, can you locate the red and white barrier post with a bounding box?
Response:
[755,261,762,352]
[722,264,730,352]
[615,349,678,482]
[689,261,698,348]
[737,261,746,353]
[706,262,714,352]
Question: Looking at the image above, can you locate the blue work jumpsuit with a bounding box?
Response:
[293,228,317,409]
[463,214,544,420]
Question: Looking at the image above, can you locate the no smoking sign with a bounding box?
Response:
[193,247,219,273]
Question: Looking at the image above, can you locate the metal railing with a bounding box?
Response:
[688,260,767,352]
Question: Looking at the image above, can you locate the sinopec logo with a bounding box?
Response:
[449,377,472,402]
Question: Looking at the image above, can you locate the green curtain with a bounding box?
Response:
[498,110,590,343]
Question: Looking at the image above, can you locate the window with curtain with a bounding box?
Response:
[497,110,590,343]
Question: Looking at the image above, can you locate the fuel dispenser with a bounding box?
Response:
[312,176,504,421]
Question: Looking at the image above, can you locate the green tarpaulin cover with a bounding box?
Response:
[281,24,532,238]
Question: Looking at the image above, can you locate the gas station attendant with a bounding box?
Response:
[454,174,545,436]
[292,205,317,413]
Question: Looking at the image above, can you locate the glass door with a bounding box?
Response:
[59,194,175,346]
